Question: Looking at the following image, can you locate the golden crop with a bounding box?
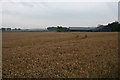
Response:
[2,32,118,78]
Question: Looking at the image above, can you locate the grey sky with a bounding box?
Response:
[1,1,118,29]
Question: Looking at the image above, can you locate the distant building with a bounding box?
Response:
[69,27,93,32]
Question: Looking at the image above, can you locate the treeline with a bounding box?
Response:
[47,26,69,32]
[106,21,120,31]
[47,21,120,32]
[94,21,120,32]
[0,28,21,31]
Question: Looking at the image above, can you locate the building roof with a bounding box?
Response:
[69,27,93,30]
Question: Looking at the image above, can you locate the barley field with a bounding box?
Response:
[2,32,118,78]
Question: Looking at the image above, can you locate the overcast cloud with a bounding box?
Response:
[1,0,119,29]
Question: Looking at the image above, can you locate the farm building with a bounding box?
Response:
[69,27,94,32]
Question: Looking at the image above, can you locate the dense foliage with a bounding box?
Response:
[95,21,120,32]
[47,26,69,32]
